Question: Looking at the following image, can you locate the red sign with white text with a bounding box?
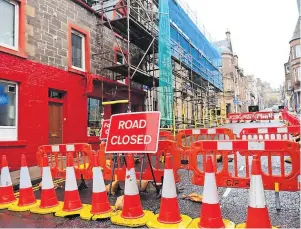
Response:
[105,111,161,153]
[99,119,110,140]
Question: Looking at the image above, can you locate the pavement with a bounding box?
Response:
[0,114,300,228]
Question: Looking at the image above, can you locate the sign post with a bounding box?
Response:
[105,111,161,154]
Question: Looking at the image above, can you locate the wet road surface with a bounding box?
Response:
[0,117,299,228]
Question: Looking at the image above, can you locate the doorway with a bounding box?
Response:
[48,102,63,144]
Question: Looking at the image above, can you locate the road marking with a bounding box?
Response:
[223,188,232,198]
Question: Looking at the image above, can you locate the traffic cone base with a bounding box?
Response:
[147,214,192,229]
[111,210,154,227]
[55,204,89,217]
[0,199,18,210]
[188,218,235,229]
[8,200,40,212]
[30,201,64,215]
[235,223,277,229]
[80,205,114,221]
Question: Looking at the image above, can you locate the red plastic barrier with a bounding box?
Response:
[189,140,300,191]
[239,126,300,140]
[228,112,274,123]
[98,140,181,183]
[176,128,236,168]
[255,111,274,121]
[228,113,241,122]
[36,143,94,179]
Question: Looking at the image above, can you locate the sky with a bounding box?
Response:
[183,0,299,89]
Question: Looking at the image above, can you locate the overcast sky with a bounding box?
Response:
[183,0,299,89]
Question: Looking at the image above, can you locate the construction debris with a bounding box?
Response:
[182,193,203,203]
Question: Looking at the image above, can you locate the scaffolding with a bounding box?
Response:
[92,0,222,129]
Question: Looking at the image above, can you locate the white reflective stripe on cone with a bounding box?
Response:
[202,173,219,204]
[19,167,33,189]
[124,168,139,195]
[41,166,54,190]
[249,175,266,208]
[0,167,12,187]
[93,167,106,193]
[65,167,78,191]
[161,169,177,198]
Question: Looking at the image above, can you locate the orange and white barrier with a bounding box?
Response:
[55,153,84,217]
[236,155,275,228]
[146,153,191,228]
[80,153,113,220]
[30,154,62,214]
[111,154,153,227]
[9,154,40,211]
[189,156,234,228]
[0,155,17,209]
[189,140,300,191]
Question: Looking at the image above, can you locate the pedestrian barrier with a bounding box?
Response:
[239,126,300,140]
[189,140,300,191]
[97,140,181,183]
[36,143,94,179]
[176,128,236,168]
[159,130,174,140]
[228,111,274,123]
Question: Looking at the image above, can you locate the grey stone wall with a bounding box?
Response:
[25,0,125,79]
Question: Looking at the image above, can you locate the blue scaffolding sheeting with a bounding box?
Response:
[168,0,223,91]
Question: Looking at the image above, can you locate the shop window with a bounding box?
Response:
[0,0,18,50]
[0,80,18,141]
[87,98,102,136]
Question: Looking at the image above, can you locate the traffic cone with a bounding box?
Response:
[80,153,113,220]
[189,156,234,228]
[146,153,191,228]
[0,155,17,209]
[9,154,40,212]
[55,153,85,217]
[111,154,153,227]
[236,155,276,228]
[30,154,62,214]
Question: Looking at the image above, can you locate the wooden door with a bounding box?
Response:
[48,102,63,144]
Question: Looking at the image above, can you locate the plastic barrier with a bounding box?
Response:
[239,126,301,140]
[189,140,300,191]
[159,131,174,140]
[97,140,181,183]
[36,143,94,179]
[228,112,274,123]
[176,128,236,168]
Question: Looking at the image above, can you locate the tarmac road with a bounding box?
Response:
[0,116,300,228]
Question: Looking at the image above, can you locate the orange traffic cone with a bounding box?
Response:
[0,155,17,209]
[30,154,62,214]
[55,153,84,217]
[80,153,113,220]
[236,155,275,228]
[146,153,191,228]
[111,154,153,227]
[189,156,234,228]
[9,154,40,211]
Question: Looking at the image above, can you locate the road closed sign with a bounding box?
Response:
[99,119,110,140]
[105,111,161,153]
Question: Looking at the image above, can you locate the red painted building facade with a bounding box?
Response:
[0,0,145,170]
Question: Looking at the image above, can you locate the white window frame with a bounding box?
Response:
[71,30,86,72]
[116,51,126,84]
[0,0,19,51]
[0,80,18,141]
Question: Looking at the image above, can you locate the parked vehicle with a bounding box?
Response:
[272,105,279,113]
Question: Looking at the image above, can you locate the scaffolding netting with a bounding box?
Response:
[169,0,223,91]
[159,0,174,127]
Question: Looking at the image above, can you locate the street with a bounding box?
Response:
[0,117,299,228]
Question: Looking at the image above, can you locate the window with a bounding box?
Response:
[294,67,301,82]
[0,0,18,50]
[48,89,65,99]
[287,80,291,90]
[0,80,18,141]
[295,44,300,59]
[71,30,85,70]
[116,51,125,65]
[87,98,102,136]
